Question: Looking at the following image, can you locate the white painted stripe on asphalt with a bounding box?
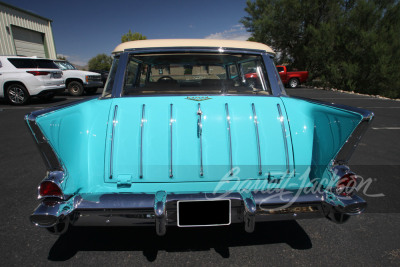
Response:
[0,106,45,110]
[372,127,400,130]
[314,97,376,100]
[359,107,400,108]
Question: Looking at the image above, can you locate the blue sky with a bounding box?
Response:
[6,0,251,66]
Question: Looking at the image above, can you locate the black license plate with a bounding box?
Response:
[177,200,231,227]
[52,72,62,78]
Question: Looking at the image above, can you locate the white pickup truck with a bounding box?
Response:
[53,60,103,96]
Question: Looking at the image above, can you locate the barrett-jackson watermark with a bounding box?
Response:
[206,167,384,210]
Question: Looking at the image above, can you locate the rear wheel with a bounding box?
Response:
[6,83,30,105]
[67,81,84,96]
[85,87,98,95]
[288,78,299,88]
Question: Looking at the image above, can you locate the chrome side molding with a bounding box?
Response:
[154,191,167,236]
[277,104,290,174]
[225,103,233,176]
[252,103,262,175]
[109,105,118,179]
[197,103,204,176]
[140,104,145,178]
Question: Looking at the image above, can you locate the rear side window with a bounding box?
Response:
[8,58,58,69]
[35,59,58,69]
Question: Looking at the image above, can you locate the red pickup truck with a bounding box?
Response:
[276,65,308,88]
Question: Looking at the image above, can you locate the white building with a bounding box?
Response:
[0,1,57,59]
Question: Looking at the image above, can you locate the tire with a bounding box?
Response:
[85,87,98,95]
[5,83,30,105]
[38,92,55,101]
[288,78,299,88]
[67,81,84,96]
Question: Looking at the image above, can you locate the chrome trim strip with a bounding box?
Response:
[197,103,204,176]
[140,104,145,178]
[111,52,129,98]
[277,104,290,174]
[252,103,262,175]
[225,103,233,176]
[123,47,268,55]
[262,53,287,96]
[170,104,173,178]
[109,105,118,179]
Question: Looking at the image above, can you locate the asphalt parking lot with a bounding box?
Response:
[0,87,399,266]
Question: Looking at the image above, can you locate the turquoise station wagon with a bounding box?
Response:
[27,39,373,235]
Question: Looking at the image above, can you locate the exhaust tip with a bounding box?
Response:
[342,202,367,215]
[30,214,58,227]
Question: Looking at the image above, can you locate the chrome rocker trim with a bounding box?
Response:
[30,189,367,236]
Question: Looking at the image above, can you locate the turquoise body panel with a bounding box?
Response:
[280,96,363,186]
[104,96,294,183]
[35,95,362,195]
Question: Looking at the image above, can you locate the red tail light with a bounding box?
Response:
[337,174,357,196]
[39,181,63,198]
[27,71,50,76]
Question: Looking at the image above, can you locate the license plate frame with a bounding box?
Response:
[52,72,62,78]
[177,199,231,227]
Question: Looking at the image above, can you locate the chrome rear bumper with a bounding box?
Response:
[30,189,366,236]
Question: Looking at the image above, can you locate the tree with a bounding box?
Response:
[57,55,66,60]
[241,0,400,98]
[121,30,147,43]
[88,54,112,71]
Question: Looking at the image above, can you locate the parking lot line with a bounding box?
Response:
[360,107,400,108]
[372,127,400,130]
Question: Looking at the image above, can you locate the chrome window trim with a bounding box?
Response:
[107,48,280,98]
[123,47,269,55]
[262,53,287,96]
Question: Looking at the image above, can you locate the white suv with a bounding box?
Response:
[0,56,65,105]
[53,60,103,96]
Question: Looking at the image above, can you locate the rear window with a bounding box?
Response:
[118,53,271,96]
[8,58,59,69]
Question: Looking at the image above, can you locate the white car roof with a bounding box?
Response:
[113,39,274,54]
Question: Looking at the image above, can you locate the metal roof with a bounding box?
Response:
[113,39,274,54]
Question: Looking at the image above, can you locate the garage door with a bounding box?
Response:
[12,26,46,58]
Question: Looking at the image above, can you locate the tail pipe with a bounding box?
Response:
[30,200,74,235]
[323,191,367,224]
